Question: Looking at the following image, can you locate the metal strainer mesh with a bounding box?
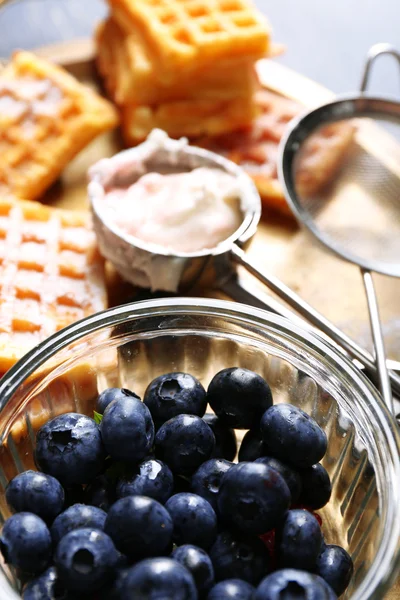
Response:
[292,114,400,276]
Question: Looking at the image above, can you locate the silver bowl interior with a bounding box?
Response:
[0,299,398,599]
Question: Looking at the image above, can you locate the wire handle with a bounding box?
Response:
[360,43,400,93]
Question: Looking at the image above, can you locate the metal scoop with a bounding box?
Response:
[89,112,400,401]
[279,43,400,414]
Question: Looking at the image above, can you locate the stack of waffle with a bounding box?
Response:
[96,0,272,145]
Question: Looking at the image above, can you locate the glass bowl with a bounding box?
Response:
[0,298,398,599]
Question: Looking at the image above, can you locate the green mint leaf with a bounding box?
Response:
[93,410,103,425]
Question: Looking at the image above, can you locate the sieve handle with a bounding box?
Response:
[360,43,400,93]
[362,270,394,413]
[231,244,400,397]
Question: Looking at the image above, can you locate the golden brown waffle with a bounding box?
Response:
[0,51,119,201]
[122,95,256,145]
[197,89,302,215]
[0,198,107,375]
[110,0,271,72]
[96,18,257,106]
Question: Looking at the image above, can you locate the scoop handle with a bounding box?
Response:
[231,243,400,399]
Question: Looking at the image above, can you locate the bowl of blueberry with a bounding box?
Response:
[0,298,398,600]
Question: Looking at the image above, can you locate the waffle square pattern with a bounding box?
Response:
[0,198,107,374]
[0,51,118,201]
[110,0,271,71]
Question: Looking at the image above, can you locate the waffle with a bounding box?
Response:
[96,18,257,106]
[110,0,271,72]
[0,197,107,375]
[0,51,119,201]
[122,96,256,145]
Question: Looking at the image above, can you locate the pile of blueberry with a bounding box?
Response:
[0,367,354,599]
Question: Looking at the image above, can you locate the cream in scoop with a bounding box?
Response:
[101,167,243,253]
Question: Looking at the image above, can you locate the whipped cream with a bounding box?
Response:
[100,167,243,254]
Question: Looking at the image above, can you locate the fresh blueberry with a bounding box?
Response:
[100,396,154,463]
[120,557,197,599]
[84,473,115,512]
[55,528,119,592]
[207,368,273,429]
[209,530,271,585]
[238,429,267,462]
[6,470,65,524]
[0,512,51,573]
[172,545,215,597]
[191,459,233,512]
[23,567,72,600]
[51,504,107,546]
[260,404,328,468]
[207,579,254,599]
[316,544,354,596]
[105,495,173,558]
[96,387,140,415]
[299,463,332,509]
[35,413,105,487]
[116,458,174,504]
[276,509,323,571]
[144,372,207,429]
[166,493,218,550]
[255,457,302,504]
[155,414,215,475]
[203,414,237,462]
[254,569,337,599]
[218,462,290,535]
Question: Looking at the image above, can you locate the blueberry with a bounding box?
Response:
[144,372,207,428]
[255,457,302,504]
[23,567,71,600]
[299,463,332,509]
[155,414,215,475]
[0,512,51,573]
[166,493,218,550]
[207,368,272,429]
[207,579,254,599]
[238,429,267,462]
[203,414,237,461]
[120,557,197,599]
[218,462,290,535]
[209,530,271,585]
[191,459,233,512]
[96,387,140,415]
[254,569,337,599]
[51,504,107,546]
[55,528,118,592]
[116,458,174,504]
[276,509,323,571]
[84,473,115,512]
[6,470,65,524]
[35,413,105,487]
[100,396,154,463]
[260,404,327,468]
[316,544,354,596]
[172,545,215,596]
[105,495,173,558]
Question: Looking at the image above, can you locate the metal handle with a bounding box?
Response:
[231,244,400,397]
[360,43,400,93]
[362,269,394,413]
